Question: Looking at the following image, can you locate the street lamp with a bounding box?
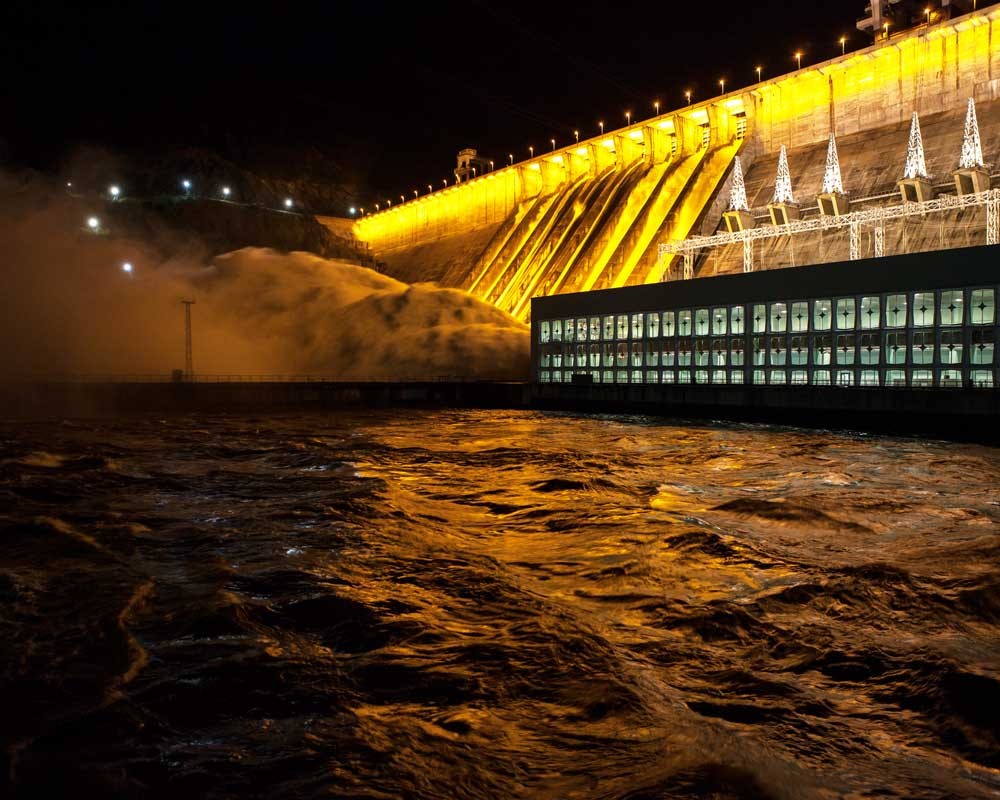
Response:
[221,186,231,198]
[529,145,534,157]
[508,153,514,165]
[349,206,357,215]
[443,179,448,187]
[598,121,604,134]
[685,90,691,105]
[181,179,192,194]
[795,51,803,70]
[574,130,579,143]
[550,138,556,151]
[489,160,494,171]
[625,110,631,125]
[839,36,846,55]
[756,65,762,82]
[86,216,100,230]
[284,198,293,209]
[413,190,418,198]
[883,21,889,39]
[653,100,660,116]
[108,184,120,200]
[400,194,405,203]
[122,262,133,275]
[925,6,931,24]
[719,78,725,94]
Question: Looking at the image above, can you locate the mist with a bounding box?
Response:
[0,173,530,380]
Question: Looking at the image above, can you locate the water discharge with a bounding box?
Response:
[2,411,998,798]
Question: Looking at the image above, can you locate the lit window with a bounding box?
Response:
[730,338,745,366]
[646,370,660,384]
[589,344,601,368]
[730,370,744,384]
[911,330,934,365]
[730,306,745,335]
[631,314,643,339]
[540,347,552,367]
[941,330,963,364]
[711,370,727,384]
[836,334,856,365]
[678,338,692,366]
[970,289,995,325]
[711,339,727,366]
[577,318,588,341]
[662,311,676,337]
[590,317,602,341]
[812,370,831,386]
[603,343,615,367]
[972,329,994,364]
[885,369,906,387]
[912,292,935,326]
[910,369,933,388]
[663,370,676,384]
[940,291,963,326]
[860,333,880,365]
[603,316,615,340]
[752,304,767,333]
[790,370,808,385]
[540,371,551,383]
[564,320,575,342]
[617,315,629,339]
[860,296,880,329]
[711,308,727,335]
[646,313,660,338]
[938,369,962,387]
[769,370,787,385]
[753,369,766,385]
[616,343,628,366]
[885,332,907,364]
[694,339,710,366]
[631,369,643,383]
[790,301,808,332]
[678,310,692,336]
[860,370,880,387]
[577,345,587,367]
[770,302,787,333]
[678,370,692,384]
[813,299,832,331]
[564,347,575,368]
[630,343,643,367]
[603,370,614,383]
[790,336,808,365]
[695,369,709,384]
[836,298,856,330]
[661,343,676,366]
[835,370,854,387]
[590,370,601,384]
[645,341,659,367]
[694,308,710,336]
[752,337,766,366]
[886,294,907,328]
[769,337,786,366]
[540,321,550,343]
[971,370,994,388]
[616,370,628,383]
[814,335,832,365]
[552,320,563,341]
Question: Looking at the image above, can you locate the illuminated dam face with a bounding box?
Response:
[350,7,1000,323]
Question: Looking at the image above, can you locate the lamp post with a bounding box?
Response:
[795,51,802,70]
[719,78,725,95]
[685,90,691,105]
[550,138,556,151]
[625,110,631,125]
[508,153,514,165]
[221,186,231,199]
[489,160,494,171]
[653,100,660,116]
[574,130,579,143]
[427,183,432,193]
[925,6,931,24]
[598,121,604,134]
[108,184,120,200]
[528,145,534,158]
[756,65,762,82]
[839,36,846,55]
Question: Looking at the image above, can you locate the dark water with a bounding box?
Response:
[2,411,999,799]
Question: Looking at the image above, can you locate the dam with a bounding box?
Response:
[343,3,1000,324]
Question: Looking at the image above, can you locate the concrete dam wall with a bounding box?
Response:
[344,7,1000,322]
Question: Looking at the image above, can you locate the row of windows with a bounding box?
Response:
[540,329,997,368]
[538,288,997,343]
[539,368,997,389]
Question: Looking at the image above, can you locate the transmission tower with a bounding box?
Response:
[181,299,195,380]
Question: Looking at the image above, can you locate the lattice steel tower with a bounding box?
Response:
[181,299,195,380]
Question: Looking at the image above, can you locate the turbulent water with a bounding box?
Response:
[2,411,999,799]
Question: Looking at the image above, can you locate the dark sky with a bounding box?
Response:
[0,2,897,202]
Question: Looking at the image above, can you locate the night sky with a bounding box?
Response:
[0,1,949,204]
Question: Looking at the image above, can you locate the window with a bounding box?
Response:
[646,313,660,339]
[711,370,727,384]
[970,289,995,325]
[616,343,628,367]
[813,299,832,331]
[603,315,615,340]
[564,320,575,342]
[860,370,880,387]
[646,370,660,384]
[912,292,935,327]
[540,371,550,383]
[678,338,692,366]
[940,291,963,326]
[631,369,643,384]
[911,369,933,388]
[576,318,589,341]
[835,370,854,387]
[730,370,744,384]
[769,370,787,385]
[540,321,551,343]
[972,329,994,365]
[662,370,676,384]
[711,339,727,366]
[941,330,963,364]
[752,304,767,333]
[551,320,563,342]
[694,339,710,366]
[694,308,710,336]
[540,347,552,367]
[645,341,659,367]
[911,330,934,365]
[589,344,601,368]
[553,349,563,368]
[790,301,809,332]
[730,338,745,366]
[616,370,628,383]
[886,294,907,328]
[631,343,643,367]
[790,336,808,366]
[564,348,575,368]
[662,311,676,337]
[695,370,709,384]
[753,369,766,385]
[814,335,832,365]
[938,369,962,387]
[631,314,643,339]
[885,369,906,387]
[836,334,856,365]
[616,315,629,339]
[591,371,601,384]
[860,333,880,365]
[885,332,907,365]
[678,370,692,384]
[770,302,787,332]
[602,370,614,384]
[971,370,994,388]
[577,345,587,367]
[769,337,786,366]
[813,370,831,386]
[712,308,727,335]
[790,370,808,385]
[678,310,692,336]
[752,337,766,366]
[836,298,856,330]
[661,343,676,366]
[730,306,745,335]
[603,343,615,367]
[860,296,880,329]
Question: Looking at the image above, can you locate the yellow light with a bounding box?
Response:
[685,90,691,104]
[756,65,762,81]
